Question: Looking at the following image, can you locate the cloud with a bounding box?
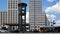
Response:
[51,14,56,20]
[46,14,50,18]
[46,14,56,21]
[45,1,60,13]
[46,14,60,26]
[26,12,29,23]
[47,0,55,2]
[54,20,60,26]
[56,20,60,23]
[45,1,60,26]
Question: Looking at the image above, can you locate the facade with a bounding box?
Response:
[0,12,7,27]
[29,0,50,30]
[8,0,18,24]
[7,0,22,30]
[0,0,21,29]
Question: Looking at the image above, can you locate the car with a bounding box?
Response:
[33,29,39,33]
[0,30,9,33]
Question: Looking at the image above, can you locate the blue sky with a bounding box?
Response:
[42,0,60,26]
[0,0,7,11]
[0,0,29,11]
[21,0,29,12]
[42,0,59,20]
[0,0,60,25]
[42,0,59,12]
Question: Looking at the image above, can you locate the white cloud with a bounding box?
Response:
[45,1,60,26]
[26,12,29,23]
[51,14,56,20]
[46,14,56,21]
[56,20,60,23]
[48,0,55,2]
[46,14,60,26]
[54,20,60,26]
[45,1,60,13]
[46,14,49,17]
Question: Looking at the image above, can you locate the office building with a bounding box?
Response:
[0,0,27,29]
[29,0,50,30]
[8,0,18,24]
[0,0,50,32]
[0,12,7,28]
[0,0,21,29]
[7,0,23,30]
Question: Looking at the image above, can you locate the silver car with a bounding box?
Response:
[0,30,9,33]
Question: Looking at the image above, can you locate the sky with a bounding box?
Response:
[0,0,60,26]
[42,0,60,26]
[0,0,7,11]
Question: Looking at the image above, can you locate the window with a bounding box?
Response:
[22,11,24,13]
[22,16,25,19]
[22,7,25,10]
[26,26,29,28]
[26,30,29,31]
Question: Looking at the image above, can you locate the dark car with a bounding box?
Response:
[33,29,39,33]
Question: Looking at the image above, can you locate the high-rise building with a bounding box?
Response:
[8,0,18,24]
[0,0,20,29]
[7,0,22,30]
[29,0,50,30]
[0,12,7,27]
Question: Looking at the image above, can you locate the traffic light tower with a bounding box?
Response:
[18,3,27,32]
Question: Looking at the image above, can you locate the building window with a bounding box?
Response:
[22,11,24,13]
[22,16,25,19]
[26,26,29,28]
[22,7,25,10]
